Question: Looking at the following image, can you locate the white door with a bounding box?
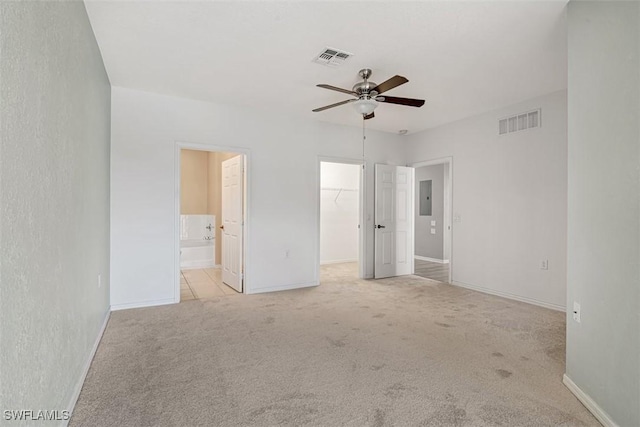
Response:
[221,155,244,292]
[374,164,415,279]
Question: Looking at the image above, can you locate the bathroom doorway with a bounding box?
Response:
[176,144,248,301]
[318,159,364,282]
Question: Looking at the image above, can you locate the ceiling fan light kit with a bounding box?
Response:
[313,68,425,120]
[352,97,378,115]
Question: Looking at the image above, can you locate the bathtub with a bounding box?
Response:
[180,239,215,269]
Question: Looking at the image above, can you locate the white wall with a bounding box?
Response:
[0,0,111,418]
[415,164,445,260]
[405,90,568,310]
[566,2,639,426]
[320,162,360,264]
[110,87,403,307]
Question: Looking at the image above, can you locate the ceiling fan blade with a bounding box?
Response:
[363,112,375,120]
[378,96,425,107]
[316,84,357,96]
[312,98,355,112]
[371,75,408,95]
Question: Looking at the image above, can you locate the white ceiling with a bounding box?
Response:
[85,1,568,134]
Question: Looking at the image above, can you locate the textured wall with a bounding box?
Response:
[110,86,404,305]
[0,1,111,421]
[566,2,639,425]
[405,90,568,310]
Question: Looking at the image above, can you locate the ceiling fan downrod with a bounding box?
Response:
[353,69,378,97]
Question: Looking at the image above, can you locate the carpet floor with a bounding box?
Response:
[71,263,598,426]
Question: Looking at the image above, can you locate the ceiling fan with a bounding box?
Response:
[312,68,425,120]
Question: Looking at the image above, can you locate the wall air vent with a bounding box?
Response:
[312,47,354,67]
[499,109,541,135]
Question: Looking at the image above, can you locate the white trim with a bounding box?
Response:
[563,374,619,427]
[414,255,450,264]
[111,298,175,311]
[409,156,454,284]
[63,310,110,426]
[320,258,358,265]
[451,280,566,312]
[246,281,319,295]
[317,157,366,282]
[175,142,251,300]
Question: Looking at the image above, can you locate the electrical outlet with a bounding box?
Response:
[98,274,102,288]
[573,302,581,323]
[540,260,548,270]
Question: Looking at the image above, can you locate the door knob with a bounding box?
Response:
[376,224,386,229]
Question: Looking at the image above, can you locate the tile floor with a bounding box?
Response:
[180,268,238,301]
[414,258,450,283]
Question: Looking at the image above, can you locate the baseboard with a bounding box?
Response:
[63,310,110,426]
[320,259,358,265]
[563,374,619,427]
[111,298,176,311]
[451,280,566,312]
[246,281,319,295]
[414,255,449,264]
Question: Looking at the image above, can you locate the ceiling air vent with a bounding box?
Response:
[312,47,354,67]
[499,109,541,135]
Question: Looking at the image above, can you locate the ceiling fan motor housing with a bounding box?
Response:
[353,68,377,96]
[353,81,378,97]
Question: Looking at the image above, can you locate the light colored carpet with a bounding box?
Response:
[71,263,598,426]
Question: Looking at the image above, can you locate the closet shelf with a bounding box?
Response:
[321,187,358,202]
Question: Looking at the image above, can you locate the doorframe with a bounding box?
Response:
[410,156,453,284]
[174,141,251,301]
[317,156,366,281]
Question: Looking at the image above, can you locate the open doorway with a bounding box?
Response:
[412,158,453,283]
[176,147,247,301]
[319,160,364,282]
